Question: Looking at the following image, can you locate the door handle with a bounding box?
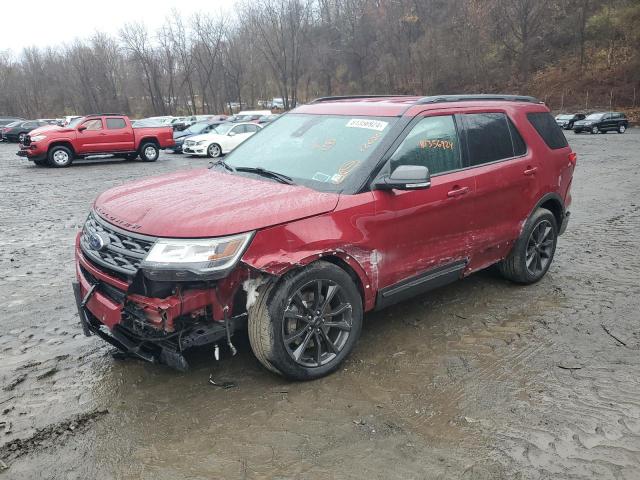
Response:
[523,166,538,176]
[447,186,470,198]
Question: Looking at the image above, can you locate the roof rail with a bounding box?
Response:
[84,113,127,117]
[416,94,542,104]
[311,95,415,103]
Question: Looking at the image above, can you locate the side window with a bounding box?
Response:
[232,125,246,134]
[464,113,516,166]
[106,118,126,129]
[507,117,527,156]
[389,115,462,175]
[602,113,612,120]
[83,119,103,131]
[526,112,568,150]
[245,124,259,133]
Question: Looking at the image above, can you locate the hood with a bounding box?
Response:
[29,125,73,136]
[93,168,340,238]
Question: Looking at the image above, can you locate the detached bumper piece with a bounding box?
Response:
[72,281,245,371]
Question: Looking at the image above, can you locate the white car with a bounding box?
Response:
[182,122,262,158]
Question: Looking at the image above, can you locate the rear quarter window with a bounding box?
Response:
[526,112,568,150]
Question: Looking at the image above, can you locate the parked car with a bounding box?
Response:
[555,113,585,130]
[72,94,576,379]
[573,112,629,134]
[0,118,24,140]
[17,113,175,167]
[271,97,284,109]
[257,114,280,125]
[0,117,24,127]
[182,122,262,157]
[169,120,228,153]
[2,120,49,143]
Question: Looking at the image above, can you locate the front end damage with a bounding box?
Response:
[73,233,266,371]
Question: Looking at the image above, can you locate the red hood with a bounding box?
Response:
[93,169,340,237]
[30,125,73,136]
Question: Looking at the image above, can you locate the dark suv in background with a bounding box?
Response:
[573,112,628,134]
[555,113,585,130]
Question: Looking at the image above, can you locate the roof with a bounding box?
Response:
[294,94,543,117]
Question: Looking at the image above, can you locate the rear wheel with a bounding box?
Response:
[248,261,363,380]
[47,145,73,168]
[18,133,27,144]
[139,142,159,162]
[498,208,558,284]
[591,126,599,134]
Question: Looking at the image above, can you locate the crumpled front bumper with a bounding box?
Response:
[73,235,247,370]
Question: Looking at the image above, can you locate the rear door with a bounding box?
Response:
[105,117,134,151]
[461,111,536,271]
[371,113,476,295]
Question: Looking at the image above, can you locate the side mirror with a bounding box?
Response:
[78,125,87,132]
[228,131,236,137]
[374,165,431,191]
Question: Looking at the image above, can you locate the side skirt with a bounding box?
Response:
[375,260,467,310]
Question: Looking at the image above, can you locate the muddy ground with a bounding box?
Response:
[0,130,639,480]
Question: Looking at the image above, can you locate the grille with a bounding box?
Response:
[80,212,156,277]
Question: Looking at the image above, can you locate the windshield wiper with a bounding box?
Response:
[209,159,235,172]
[235,166,295,185]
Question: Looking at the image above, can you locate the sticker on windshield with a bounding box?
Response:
[346,119,388,131]
[312,172,331,182]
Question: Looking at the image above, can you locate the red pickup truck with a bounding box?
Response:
[17,114,175,167]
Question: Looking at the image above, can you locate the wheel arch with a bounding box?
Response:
[48,141,75,156]
[137,137,159,150]
[243,250,375,311]
[532,192,564,229]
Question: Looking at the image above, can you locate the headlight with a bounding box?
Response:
[31,135,46,141]
[196,140,207,145]
[142,232,254,280]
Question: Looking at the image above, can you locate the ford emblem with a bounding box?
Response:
[88,232,110,251]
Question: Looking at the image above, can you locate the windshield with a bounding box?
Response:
[68,117,83,128]
[586,113,604,120]
[225,114,398,191]
[212,124,234,135]
[185,122,209,134]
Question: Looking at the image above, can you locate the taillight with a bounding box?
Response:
[568,152,577,166]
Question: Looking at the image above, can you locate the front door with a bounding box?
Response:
[76,118,106,153]
[370,113,476,294]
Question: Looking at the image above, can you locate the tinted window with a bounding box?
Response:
[232,125,247,134]
[106,118,126,129]
[526,112,568,150]
[464,113,516,165]
[389,115,462,175]
[245,124,259,133]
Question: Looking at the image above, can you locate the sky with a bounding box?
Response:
[1,0,238,55]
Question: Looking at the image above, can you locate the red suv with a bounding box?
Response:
[73,95,576,380]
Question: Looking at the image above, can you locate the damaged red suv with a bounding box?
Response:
[73,95,576,380]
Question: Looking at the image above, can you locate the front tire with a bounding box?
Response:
[47,145,73,168]
[591,126,599,134]
[498,208,558,284]
[618,124,626,134]
[207,143,222,158]
[248,261,363,380]
[18,133,26,144]
[139,142,159,162]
